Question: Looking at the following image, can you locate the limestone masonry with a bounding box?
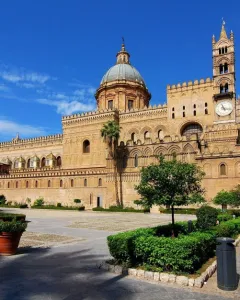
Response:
[0,22,239,209]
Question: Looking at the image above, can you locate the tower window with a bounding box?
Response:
[224,63,228,73]
[83,140,90,153]
[84,179,87,187]
[220,163,227,176]
[219,64,223,74]
[108,100,113,110]
[193,110,196,116]
[183,112,185,117]
[193,104,196,109]
[183,106,185,110]
[205,102,208,107]
[219,48,222,55]
[134,154,138,168]
[225,46,228,53]
[172,113,175,119]
[205,108,208,115]
[131,132,136,142]
[225,83,229,93]
[128,100,134,110]
[172,107,175,111]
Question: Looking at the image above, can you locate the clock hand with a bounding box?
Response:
[221,104,226,110]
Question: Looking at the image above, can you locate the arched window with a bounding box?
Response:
[181,123,203,140]
[35,181,38,188]
[224,63,228,73]
[84,178,87,187]
[222,47,224,54]
[193,104,196,109]
[128,100,134,110]
[7,182,10,188]
[225,46,228,53]
[220,84,224,94]
[41,157,46,167]
[205,108,208,115]
[193,110,196,116]
[16,181,18,188]
[219,64,223,74]
[56,156,62,167]
[27,159,31,168]
[108,100,113,110]
[83,140,90,153]
[60,180,63,188]
[183,112,185,117]
[48,180,51,188]
[220,163,227,176]
[219,48,222,55]
[158,129,163,139]
[225,83,229,93]
[183,106,185,110]
[26,181,29,188]
[98,178,102,186]
[131,133,136,142]
[172,107,175,111]
[205,102,208,107]
[134,154,138,168]
[71,179,74,187]
[172,113,175,119]
[144,131,150,139]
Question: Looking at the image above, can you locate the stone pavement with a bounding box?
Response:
[0,208,239,300]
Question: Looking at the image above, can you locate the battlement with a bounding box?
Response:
[62,109,117,122]
[0,134,63,148]
[167,78,212,92]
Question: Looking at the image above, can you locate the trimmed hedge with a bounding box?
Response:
[31,205,85,211]
[0,221,27,232]
[107,218,240,274]
[217,213,233,223]
[93,206,150,213]
[0,213,26,222]
[159,208,198,215]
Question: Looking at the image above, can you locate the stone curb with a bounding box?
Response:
[102,235,240,289]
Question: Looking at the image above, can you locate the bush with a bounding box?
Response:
[213,190,236,210]
[0,213,26,222]
[33,197,44,207]
[74,199,81,204]
[0,221,27,232]
[0,194,6,205]
[159,208,198,215]
[92,206,149,213]
[213,218,240,238]
[134,232,216,273]
[78,206,85,211]
[227,209,240,217]
[217,213,232,223]
[196,206,218,230]
[57,203,62,207]
[19,204,28,209]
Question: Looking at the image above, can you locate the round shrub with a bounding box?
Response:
[0,194,6,205]
[74,199,81,204]
[33,197,44,207]
[57,203,62,207]
[196,205,218,230]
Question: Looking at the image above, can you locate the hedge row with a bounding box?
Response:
[159,208,240,217]
[92,206,150,213]
[0,212,26,222]
[107,218,240,274]
[31,205,85,211]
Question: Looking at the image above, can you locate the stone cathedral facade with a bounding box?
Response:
[0,23,239,209]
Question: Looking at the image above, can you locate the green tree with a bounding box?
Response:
[135,156,205,234]
[213,190,236,210]
[101,120,121,206]
[230,185,240,208]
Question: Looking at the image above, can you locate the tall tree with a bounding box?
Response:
[135,156,205,235]
[213,190,236,210]
[101,120,121,206]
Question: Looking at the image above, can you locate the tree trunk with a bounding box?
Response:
[171,205,175,238]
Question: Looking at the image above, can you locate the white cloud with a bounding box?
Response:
[0,118,46,138]
[0,84,9,91]
[37,98,95,115]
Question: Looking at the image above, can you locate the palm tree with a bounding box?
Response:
[101,120,121,206]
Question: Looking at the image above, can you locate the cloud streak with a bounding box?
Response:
[0,118,46,139]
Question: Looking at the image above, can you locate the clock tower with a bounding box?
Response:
[212,21,236,123]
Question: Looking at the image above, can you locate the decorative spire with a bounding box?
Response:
[220,19,228,39]
[116,38,130,64]
[212,34,216,44]
[230,30,234,40]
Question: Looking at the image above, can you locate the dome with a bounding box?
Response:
[100,64,146,86]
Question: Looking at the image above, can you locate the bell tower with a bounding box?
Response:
[212,21,236,123]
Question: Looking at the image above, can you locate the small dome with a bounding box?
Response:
[101,64,146,86]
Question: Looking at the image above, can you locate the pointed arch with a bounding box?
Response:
[167,145,181,155]
[129,148,142,157]
[154,146,167,156]
[183,143,195,154]
[143,147,152,157]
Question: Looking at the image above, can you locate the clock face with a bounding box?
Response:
[215,101,233,116]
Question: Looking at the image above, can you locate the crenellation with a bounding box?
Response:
[168,78,213,92]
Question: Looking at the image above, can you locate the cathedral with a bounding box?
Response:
[0,22,239,209]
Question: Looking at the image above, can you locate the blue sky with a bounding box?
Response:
[0,0,239,141]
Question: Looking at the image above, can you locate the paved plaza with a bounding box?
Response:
[0,208,239,300]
